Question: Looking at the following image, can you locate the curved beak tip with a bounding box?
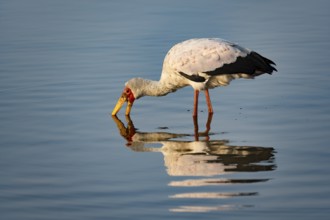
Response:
[111,96,126,116]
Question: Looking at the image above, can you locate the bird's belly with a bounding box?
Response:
[206,73,253,89]
[189,81,208,91]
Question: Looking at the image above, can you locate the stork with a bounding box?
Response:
[112,38,277,117]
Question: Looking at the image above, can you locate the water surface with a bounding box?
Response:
[0,0,329,219]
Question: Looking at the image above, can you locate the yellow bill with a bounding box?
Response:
[111,92,134,116]
[111,95,126,115]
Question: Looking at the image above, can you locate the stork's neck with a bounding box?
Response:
[126,77,179,99]
[138,79,176,97]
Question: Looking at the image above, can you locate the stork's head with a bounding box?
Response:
[111,86,135,116]
[112,78,147,116]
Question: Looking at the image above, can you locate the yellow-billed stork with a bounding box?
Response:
[112,38,277,117]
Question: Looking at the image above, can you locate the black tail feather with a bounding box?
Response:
[250,52,277,74]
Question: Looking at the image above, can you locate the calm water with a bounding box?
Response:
[1,0,329,219]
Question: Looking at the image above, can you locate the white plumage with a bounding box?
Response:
[164,38,249,79]
[112,38,277,116]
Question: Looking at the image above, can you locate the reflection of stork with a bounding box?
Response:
[112,115,276,176]
[111,115,277,213]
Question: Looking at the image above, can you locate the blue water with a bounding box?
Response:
[1,0,329,219]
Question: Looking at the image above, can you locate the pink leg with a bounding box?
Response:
[204,89,213,114]
[193,90,199,117]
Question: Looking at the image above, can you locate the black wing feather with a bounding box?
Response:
[179,72,206,82]
[205,52,277,76]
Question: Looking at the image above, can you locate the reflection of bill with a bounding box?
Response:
[111,115,277,213]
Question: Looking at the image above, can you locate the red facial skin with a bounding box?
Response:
[124,87,135,104]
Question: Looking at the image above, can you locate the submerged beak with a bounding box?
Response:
[111,92,134,116]
[125,101,133,115]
